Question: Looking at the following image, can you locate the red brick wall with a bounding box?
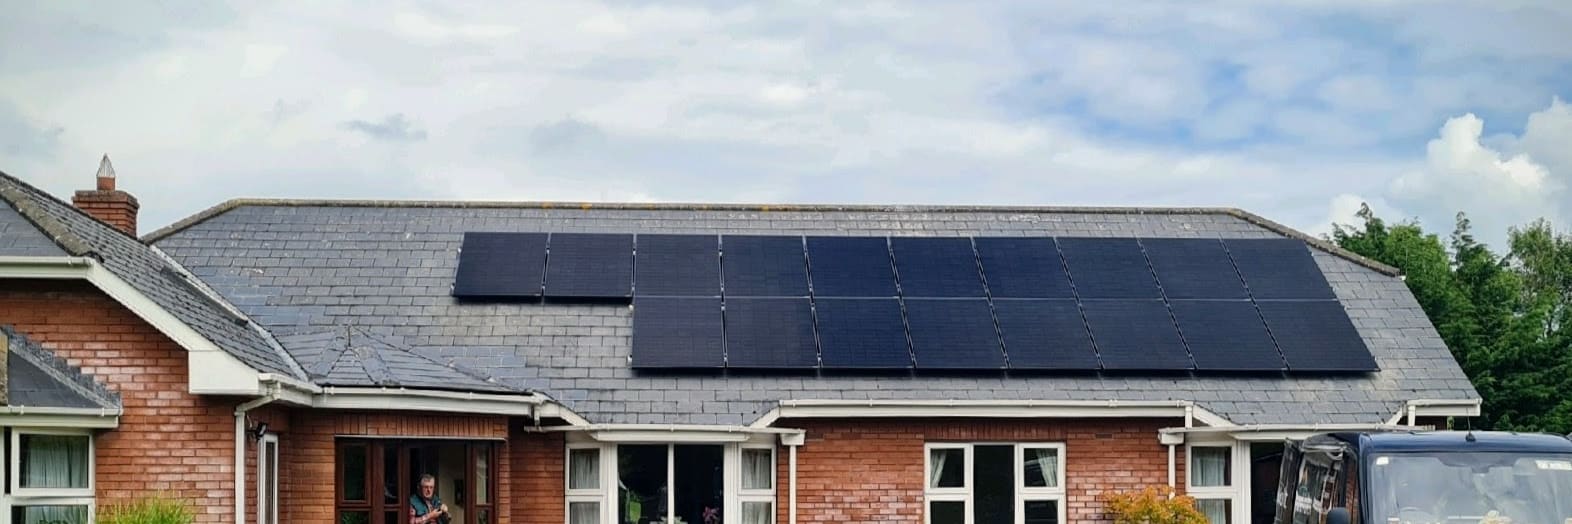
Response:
[0,280,240,521]
[510,429,565,524]
[787,418,1185,524]
[277,410,512,524]
[503,418,1186,524]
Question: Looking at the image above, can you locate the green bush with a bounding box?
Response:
[98,494,195,524]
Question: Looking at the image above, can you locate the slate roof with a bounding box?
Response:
[4,326,120,410]
[150,200,1481,426]
[275,326,521,393]
[0,173,305,379]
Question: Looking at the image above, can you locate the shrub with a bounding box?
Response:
[98,494,195,524]
[1104,486,1209,524]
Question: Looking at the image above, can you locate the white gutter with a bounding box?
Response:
[755,399,1233,427]
[1158,423,1429,443]
[1385,399,1482,426]
[531,423,805,443]
[0,406,122,429]
[234,386,282,524]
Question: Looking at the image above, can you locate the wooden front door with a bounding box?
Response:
[335,440,498,524]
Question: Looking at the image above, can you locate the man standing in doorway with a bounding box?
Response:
[410,474,451,524]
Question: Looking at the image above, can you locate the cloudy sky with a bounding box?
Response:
[3,1,1571,247]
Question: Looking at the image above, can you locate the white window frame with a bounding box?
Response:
[564,440,778,524]
[922,442,1067,524]
[1186,442,1246,524]
[3,427,97,523]
[735,444,777,524]
[257,433,279,524]
[565,443,612,524]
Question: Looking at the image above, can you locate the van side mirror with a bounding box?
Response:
[1326,507,1351,524]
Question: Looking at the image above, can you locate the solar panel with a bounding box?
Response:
[806,237,898,297]
[904,299,1004,369]
[992,299,1099,370]
[974,237,1074,299]
[635,234,720,297]
[891,238,986,298]
[722,235,809,297]
[1057,238,1161,299]
[1169,300,1284,371]
[814,298,911,369]
[1079,300,1193,370]
[1256,301,1376,371]
[1224,238,1336,300]
[631,297,724,368]
[1141,238,1248,300]
[544,233,634,298]
[452,232,547,297]
[724,298,818,368]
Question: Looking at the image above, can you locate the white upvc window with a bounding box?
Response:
[923,443,1066,524]
[737,445,776,524]
[1187,443,1241,524]
[257,434,280,524]
[564,440,777,524]
[3,428,97,524]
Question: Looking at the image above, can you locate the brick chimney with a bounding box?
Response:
[71,155,140,236]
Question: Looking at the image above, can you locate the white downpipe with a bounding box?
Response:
[1167,445,1176,493]
[234,391,279,524]
[1407,404,1417,426]
[789,444,798,524]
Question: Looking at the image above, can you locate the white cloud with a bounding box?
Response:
[1386,104,1566,245]
[0,0,1569,238]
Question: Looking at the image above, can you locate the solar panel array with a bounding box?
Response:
[452,233,1377,372]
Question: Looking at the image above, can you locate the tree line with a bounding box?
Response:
[1331,205,1572,433]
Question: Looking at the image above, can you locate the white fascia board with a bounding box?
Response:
[1159,423,1427,444]
[312,387,545,416]
[756,399,1233,427]
[591,430,752,443]
[535,423,805,444]
[1384,398,1483,425]
[534,402,592,426]
[0,256,276,396]
[0,406,121,429]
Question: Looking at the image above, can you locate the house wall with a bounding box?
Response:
[500,417,1186,524]
[0,279,241,522]
[277,410,512,524]
[784,417,1186,524]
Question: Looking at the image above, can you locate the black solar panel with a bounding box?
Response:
[631,297,724,368]
[974,237,1074,299]
[891,238,985,298]
[904,299,1004,369]
[452,232,547,297]
[1256,301,1376,371]
[544,233,634,298]
[1142,238,1248,300]
[724,298,818,368]
[1225,238,1336,300]
[1080,300,1193,370]
[1057,238,1161,299]
[815,298,911,369]
[993,299,1100,370]
[1169,300,1284,371]
[635,234,720,297]
[806,237,898,297]
[722,236,809,297]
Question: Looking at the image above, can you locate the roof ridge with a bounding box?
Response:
[147,196,1402,277]
[3,325,121,409]
[0,170,143,246]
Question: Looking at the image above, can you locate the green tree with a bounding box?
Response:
[1331,205,1572,433]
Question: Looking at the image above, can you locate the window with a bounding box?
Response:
[739,447,775,524]
[1188,445,1237,524]
[257,434,279,524]
[4,428,96,524]
[565,442,777,524]
[923,443,1066,524]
